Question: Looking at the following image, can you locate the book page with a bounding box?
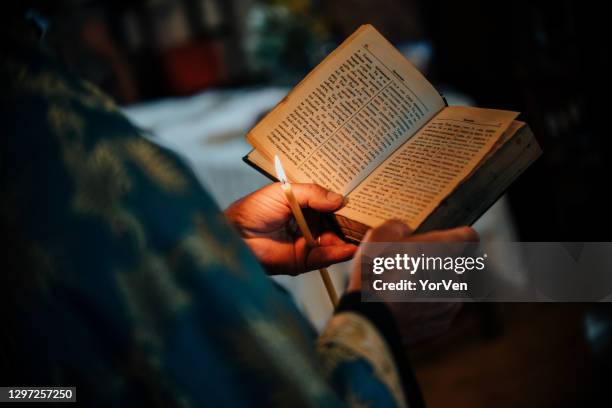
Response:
[246,149,276,179]
[247,25,445,194]
[337,106,519,230]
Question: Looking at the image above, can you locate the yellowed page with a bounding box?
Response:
[247,149,276,178]
[337,106,519,230]
[247,24,445,194]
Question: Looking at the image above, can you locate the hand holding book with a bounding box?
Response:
[224,183,357,276]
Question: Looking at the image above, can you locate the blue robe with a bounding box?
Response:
[0,20,419,408]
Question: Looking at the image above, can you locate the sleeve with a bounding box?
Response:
[1,26,424,407]
[317,292,425,408]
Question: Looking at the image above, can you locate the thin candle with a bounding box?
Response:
[274,155,339,307]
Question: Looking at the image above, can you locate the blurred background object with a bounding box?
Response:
[11,0,612,406]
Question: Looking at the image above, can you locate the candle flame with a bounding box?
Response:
[274,155,289,185]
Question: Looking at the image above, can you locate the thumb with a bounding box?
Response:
[289,183,344,212]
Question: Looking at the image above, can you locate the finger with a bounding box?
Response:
[364,219,413,243]
[289,183,344,212]
[306,244,357,270]
[318,231,354,247]
[407,226,479,243]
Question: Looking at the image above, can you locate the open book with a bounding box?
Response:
[244,25,541,242]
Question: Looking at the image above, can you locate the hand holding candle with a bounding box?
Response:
[225,160,355,297]
[274,155,340,307]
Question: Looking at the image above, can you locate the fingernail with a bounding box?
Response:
[326,191,343,203]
